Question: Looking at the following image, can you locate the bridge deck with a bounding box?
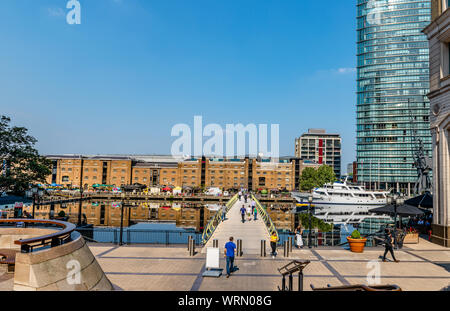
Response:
[202,197,271,255]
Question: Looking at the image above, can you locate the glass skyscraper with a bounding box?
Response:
[356,0,432,194]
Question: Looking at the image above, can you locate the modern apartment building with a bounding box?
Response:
[295,129,341,178]
[45,155,312,191]
[356,0,432,194]
[423,0,450,247]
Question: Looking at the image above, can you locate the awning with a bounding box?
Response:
[370,204,425,217]
[405,192,433,209]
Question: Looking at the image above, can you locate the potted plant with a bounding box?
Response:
[347,230,367,253]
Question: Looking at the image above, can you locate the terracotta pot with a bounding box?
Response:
[347,237,367,253]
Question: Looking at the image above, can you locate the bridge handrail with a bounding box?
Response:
[0,219,76,253]
[252,195,278,238]
[201,194,238,245]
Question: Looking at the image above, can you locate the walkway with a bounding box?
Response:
[202,197,271,255]
[79,238,450,291]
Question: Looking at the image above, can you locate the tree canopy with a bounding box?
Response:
[298,213,334,232]
[299,165,336,191]
[0,116,51,195]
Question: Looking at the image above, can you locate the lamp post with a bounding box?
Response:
[387,192,404,249]
[119,192,126,246]
[77,157,84,227]
[28,186,43,219]
[308,195,313,248]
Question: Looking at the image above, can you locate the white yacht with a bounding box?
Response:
[291,179,391,225]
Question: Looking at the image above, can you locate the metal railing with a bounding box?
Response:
[278,231,379,248]
[77,227,202,245]
[252,195,278,237]
[201,194,238,245]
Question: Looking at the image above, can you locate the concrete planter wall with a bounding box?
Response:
[12,234,113,291]
[403,233,419,244]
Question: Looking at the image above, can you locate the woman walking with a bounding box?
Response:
[382,228,399,263]
[294,225,304,249]
[246,205,252,221]
[270,232,279,258]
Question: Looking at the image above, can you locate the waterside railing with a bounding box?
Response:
[201,194,239,245]
[252,195,278,237]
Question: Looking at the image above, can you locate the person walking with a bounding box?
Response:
[253,206,258,221]
[240,205,246,223]
[270,232,279,258]
[382,228,399,262]
[224,237,237,278]
[251,200,256,214]
[294,225,304,249]
[221,204,227,222]
[244,193,248,203]
[246,204,252,221]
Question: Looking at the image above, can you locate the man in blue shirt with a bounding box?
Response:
[240,205,246,223]
[224,236,237,278]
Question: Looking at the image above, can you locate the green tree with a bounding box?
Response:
[298,213,333,232]
[316,165,337,186]
[299,167,318,191]
[299,165,336,191]
[0,116,51,195]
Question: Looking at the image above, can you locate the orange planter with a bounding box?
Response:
[347,237,367,253]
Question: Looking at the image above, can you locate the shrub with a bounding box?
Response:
[351,229,361,239]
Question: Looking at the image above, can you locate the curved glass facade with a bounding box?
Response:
[356,0,432,191]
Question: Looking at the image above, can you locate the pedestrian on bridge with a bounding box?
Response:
[251,200,256,213]
[224,237,237,278]
[240,205,246,223]
[253,206,258,221]
[246,205,252,221]
[244,193,248,203]
[238,191,242,201]
[221,204,227,222]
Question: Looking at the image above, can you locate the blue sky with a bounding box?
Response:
[0,0,357,172]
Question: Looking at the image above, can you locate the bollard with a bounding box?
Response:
[237,239,242,257]
[188,236,193,251]
[283,241,289,257]
[288,236,293,252]
[260,240,266,257]
[213,239,218,248]
[189,239,195,256]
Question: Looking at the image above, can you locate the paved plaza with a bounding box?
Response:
[87,237,450,291]
[0,237,448,291]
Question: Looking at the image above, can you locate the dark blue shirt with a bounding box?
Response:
[225,241,236,257]
[240,207,246,215]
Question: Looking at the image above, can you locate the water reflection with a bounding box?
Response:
[24,200,296,232]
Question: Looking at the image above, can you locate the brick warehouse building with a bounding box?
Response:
[45,155,322,191]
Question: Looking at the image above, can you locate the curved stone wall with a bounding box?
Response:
[0,228,57,250]
[12,234,113,291]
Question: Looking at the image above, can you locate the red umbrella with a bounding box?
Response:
[162,187,172,192]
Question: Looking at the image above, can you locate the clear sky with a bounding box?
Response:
[0,0,357,172]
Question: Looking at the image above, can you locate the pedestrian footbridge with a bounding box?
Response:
[201,194,278,255]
